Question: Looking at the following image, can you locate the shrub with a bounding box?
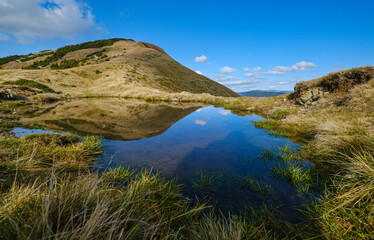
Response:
[0,55,22,66]
[4,79,55,93]
[51,59,79,69]
[272,109,290,119]
[85,50,104,59]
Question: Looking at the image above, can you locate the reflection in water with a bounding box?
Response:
[16,99,308,221]
[218,109,231,115]
[20,98,201,140]
[195,118,208,126]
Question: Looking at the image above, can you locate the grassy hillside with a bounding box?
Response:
[0,38,238,98]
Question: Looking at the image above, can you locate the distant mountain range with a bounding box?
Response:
[239,90,293,97]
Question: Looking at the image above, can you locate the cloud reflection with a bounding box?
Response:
[219,109,231,116]
[195,118,208,126]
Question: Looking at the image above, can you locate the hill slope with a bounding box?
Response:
[0,39,238,98]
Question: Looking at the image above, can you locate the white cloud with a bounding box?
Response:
[263,61,316,76]
[227,79,262,92]
[215,74,239,82]
[195,70,203,75]
[263,69,288,76]
[292,61,316,72]
[222,80,261,87]
[333,63,343,66]
[195,118,208,126]
[277,81,289,85]
[244,67,261,72]
[244,72,267,79]
[244,73,257,77]
[0,0,100,43]
[195,54,208,64]
[220,66,236,74]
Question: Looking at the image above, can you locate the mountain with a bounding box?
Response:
[0,38,238,98]
[239,90,293,97]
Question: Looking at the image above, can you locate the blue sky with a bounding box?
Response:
[0,0,373,92]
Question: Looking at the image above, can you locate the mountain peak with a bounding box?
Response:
[0,38,239,98]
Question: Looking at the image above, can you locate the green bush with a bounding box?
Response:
[1,51,53,67]
[0,55,23,66]
[51,59,79,69]
[85,50,104,59]
[5,79,55,93]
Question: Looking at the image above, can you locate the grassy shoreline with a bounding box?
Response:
[1,72,374,238]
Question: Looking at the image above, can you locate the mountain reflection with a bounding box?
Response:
[20,98,201,141]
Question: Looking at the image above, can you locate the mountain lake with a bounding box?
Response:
[13,98,313,222]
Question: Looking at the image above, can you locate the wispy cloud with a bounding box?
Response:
[263,61,316,76]
[277,81,289,85]
[118,9,133,19]
[215,75,239,82]
[227,79,262,92]
[333,63,343,66]
[244,72,267,79]
[221,80,261,87]
[195,54,208,64]
[244,67,261,72]
[0,0,101,43]
[220,66,236,74]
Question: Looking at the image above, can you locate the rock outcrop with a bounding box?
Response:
[292,67,374,105]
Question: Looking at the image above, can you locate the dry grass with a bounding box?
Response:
[241,70,374,238]
[0,134,102,185]
[0,131,296,239]
[0,171,204,240]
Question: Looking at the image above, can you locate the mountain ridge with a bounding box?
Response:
[0,38,239,98]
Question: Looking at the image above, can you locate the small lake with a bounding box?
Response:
[14,98,310,222]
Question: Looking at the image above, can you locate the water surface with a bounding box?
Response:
[15,99,308,221]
